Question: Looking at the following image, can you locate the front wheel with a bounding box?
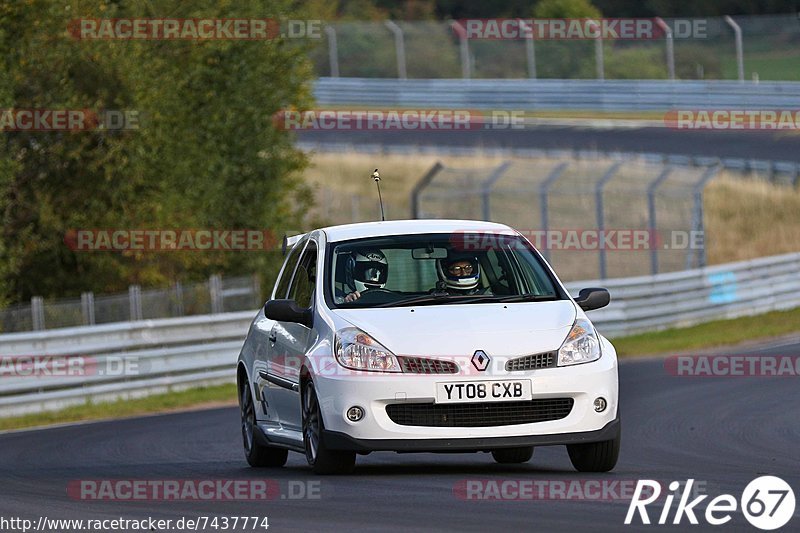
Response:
[491,446,534,464]
[240,381,288,467]
[302,380,356,475]
[566,426,620,472]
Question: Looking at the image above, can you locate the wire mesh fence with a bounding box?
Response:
[0,275,261,334]
[306,14,800,81]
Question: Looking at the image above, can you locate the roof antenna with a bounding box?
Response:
[372,168,385,221]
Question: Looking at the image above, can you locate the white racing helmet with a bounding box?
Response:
[346,249,388,292]
[436,253,480,291]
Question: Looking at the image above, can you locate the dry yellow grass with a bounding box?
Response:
[302,151,800,272]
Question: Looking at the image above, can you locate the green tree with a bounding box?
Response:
[0,0,314,303]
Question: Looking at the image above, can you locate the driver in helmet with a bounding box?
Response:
[435,253,488,295]
[340,249,388,303]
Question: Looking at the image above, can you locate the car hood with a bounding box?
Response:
[330,300,577,357]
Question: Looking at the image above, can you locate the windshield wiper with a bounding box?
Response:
[492,294,559,303]
[376,292,485,308]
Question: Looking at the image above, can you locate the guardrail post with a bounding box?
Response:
[793,163,800,188]
[81,292,95,325]
[480,161,511,221]
[539,162,569,261]
[209,275,223,314]
[384,20,407,79]
[324,25,339,77]
[520,19,536,79]
[595,161,623,279]
[655,17,675,80]
[411,162,444,218]
[253,274,262,307]
[450,20,471,79]
[128,285,142,321]
[689,163,721,269]
[31,296,45,331]
[724,16,744,82]
[647,166,673,275]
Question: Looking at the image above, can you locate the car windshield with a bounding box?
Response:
[326,232,563,308]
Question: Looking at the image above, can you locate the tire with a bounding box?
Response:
[567,426,620,472]
[240,381,288,467]
[491,446,534,464]
[302,380,356,475]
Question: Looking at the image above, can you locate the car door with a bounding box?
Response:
[253,236,306,425]
[269,239,318,430]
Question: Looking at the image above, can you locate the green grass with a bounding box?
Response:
[721,51,800,81]
[613,307,800,357]
[0,383,236,432]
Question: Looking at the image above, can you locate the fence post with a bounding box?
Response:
[173,282,184,317]
[324,25,339,77]
[450,20,471,79]
[411,162,444,218]
[31,296,45,331]
[724,16,744,82]
[647,166,673,275]
[520,19,536,79]
[655,17,675,80]
[539,162,569,261]
[128,285,142,321]
[209,275,223,314]
[480,161,511,221]
[595,161,623,279]
[589,20,604,80]
[689,163,721,269]
[384,20,407,79]
[253,274,262,308]
[80,292,95,326]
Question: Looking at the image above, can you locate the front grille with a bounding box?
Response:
[505,351,557,371]
[399,356,459,374]
[386,398,573,427]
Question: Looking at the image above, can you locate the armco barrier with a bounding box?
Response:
[314,78,800,111]
[1,252,798,417]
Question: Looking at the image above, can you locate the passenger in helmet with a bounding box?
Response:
[340,249,388,303]
[436,253,488,295]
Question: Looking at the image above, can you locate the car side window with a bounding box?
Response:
[288,241,318,309]
[273,238,306,300]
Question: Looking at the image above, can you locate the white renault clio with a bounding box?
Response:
[237,220,619,474]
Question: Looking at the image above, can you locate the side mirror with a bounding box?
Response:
[574,288,610,311]
[264,299,313,328]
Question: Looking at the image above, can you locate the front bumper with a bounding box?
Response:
[323,416,620,452]
[312,346,618,443]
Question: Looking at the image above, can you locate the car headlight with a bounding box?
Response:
[557,318,601,366]
[335,328,401,372]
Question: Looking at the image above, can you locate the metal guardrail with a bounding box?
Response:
[565,252,800,337]
[0,312,253,417]
[0,252,798,417]
[314,78,800,111]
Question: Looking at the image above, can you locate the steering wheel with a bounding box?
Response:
[352,288,396,304]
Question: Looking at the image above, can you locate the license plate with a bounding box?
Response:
[435,380,532,404]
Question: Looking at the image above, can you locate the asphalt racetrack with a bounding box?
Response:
[1,339,798,532]
[298,126,800,163]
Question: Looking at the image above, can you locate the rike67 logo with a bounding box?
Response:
[625,477,795,530]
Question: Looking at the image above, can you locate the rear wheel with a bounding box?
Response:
[302,380,356,475]
[240,381,288,467]
[491,446,534,464]
[567,426,620,472]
